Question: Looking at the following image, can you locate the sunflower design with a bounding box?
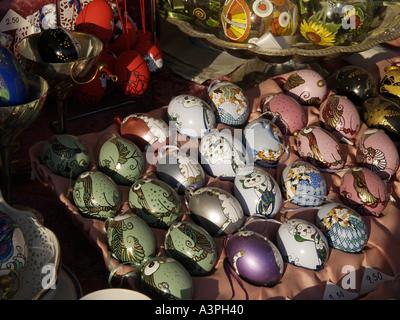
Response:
[300,19,336,47]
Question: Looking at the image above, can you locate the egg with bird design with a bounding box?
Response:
[339,167,389,216]
[164,221,217,276]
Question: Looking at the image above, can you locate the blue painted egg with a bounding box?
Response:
[316,203,368,253]
[0,44,28,107]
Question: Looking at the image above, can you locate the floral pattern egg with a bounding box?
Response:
[73,171,122,220]
[316,203,368,253]
[339,167,389,216]
[117,113,170,152]
[243,118,287,168]
[165,221,217,276]
[319,95,361,145]
[296,126,345,171]
[233,167,282,218]
[283,69,328,106]
[168,94,216,139]
[199,130,250,180]
[105,213,156,266]
[185,186,245,237]
[208,80,249,127]
[222,0,298,43]
[261,93,307,135]
[277,218,329,271]
[156,151,205,194]
[280,161,327,207]
[141,256,194,300]
[98,136,144,186]
[128,177,182,230]
[0,211,28,279]
[356,128,400,180]
[41,134,90,180]
[225,230,284,286]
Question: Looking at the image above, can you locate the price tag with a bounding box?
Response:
[359,266,393,296]
[0,9,31,32]
[323,281,359,300]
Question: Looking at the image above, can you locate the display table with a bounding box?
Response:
[17,53,400,299]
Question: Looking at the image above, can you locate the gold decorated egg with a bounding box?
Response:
[380,66,400,106]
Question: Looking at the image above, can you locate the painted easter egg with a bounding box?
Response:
[319,95,361,145]
[316,203,368,253]
[141,256,194,300]
[167,94,216,139]
[97,136,144,186]
[233,167,282,218]
[40,134,90,180]
[225,230,284,286]
[277,218,329,270]
[339,167,389,216]
[156,150,205,194]
[280,160,327,207]
[356,128,399,180]
[208,80,249,127]
[128,177,182,230]
[73,171,122,220]
[283,69,328,106]
[165,221,217,276]
[296,126,345,171]
[105,213,156,265]
[185,186,245,237]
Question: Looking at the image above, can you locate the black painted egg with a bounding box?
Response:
[335,65,377,106]
[360,97,400,142]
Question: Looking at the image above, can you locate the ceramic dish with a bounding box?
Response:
[0,192,61,300]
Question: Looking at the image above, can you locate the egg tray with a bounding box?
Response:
[28,64,400,300]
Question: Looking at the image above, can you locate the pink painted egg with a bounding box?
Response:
[319,95,361,145]
[339,167,389,216]
[283,69,328,106]
[356,128,400,180]
[296,126,345,171]
[261,93,307,135]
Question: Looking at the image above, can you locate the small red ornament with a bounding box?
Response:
[75,0,114,46]
[108,14,137,56]
[114,49,150,97]
[133,40,163,79]
[137,30,162,50]
[72,73,107,106]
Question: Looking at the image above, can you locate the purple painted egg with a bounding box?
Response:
[356,128,400,180]
[296,126,345,171]
[225,230,284,286]
[319,95,361,145]
[261,93,307,135]
[339,167,389,216]
[283,69,328,106]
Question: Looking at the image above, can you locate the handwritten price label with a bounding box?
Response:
[323,281,358,300]
[0,9,30,32]
[359,266,393,296]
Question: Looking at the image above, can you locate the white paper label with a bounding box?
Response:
[0,9,31,32]
[323,281,359,300]
[359,266,393,296]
